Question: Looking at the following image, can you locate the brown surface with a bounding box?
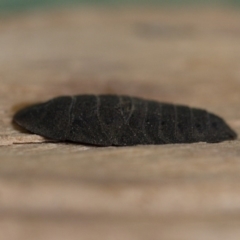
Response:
[1,7,240,240]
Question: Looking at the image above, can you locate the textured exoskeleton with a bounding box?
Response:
[13,95,237,146]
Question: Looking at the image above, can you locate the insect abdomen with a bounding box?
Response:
[13,94,237,146]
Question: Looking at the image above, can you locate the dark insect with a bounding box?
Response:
[13,95,237,146]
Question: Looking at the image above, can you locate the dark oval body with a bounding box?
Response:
[13,95,237,146]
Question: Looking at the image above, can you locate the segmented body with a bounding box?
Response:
[13,95,237,146]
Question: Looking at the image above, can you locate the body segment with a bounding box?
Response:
[13,95,237,146]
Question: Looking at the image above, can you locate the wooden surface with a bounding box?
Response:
[1,7,240,240]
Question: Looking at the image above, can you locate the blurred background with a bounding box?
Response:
[0,0,240,12]
[1,0,240,119]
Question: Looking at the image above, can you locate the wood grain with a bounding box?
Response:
[1,7,240,240]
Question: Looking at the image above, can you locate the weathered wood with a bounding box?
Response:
[1,7,240,240]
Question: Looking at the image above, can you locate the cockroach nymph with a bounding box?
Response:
[13,95,237,146]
